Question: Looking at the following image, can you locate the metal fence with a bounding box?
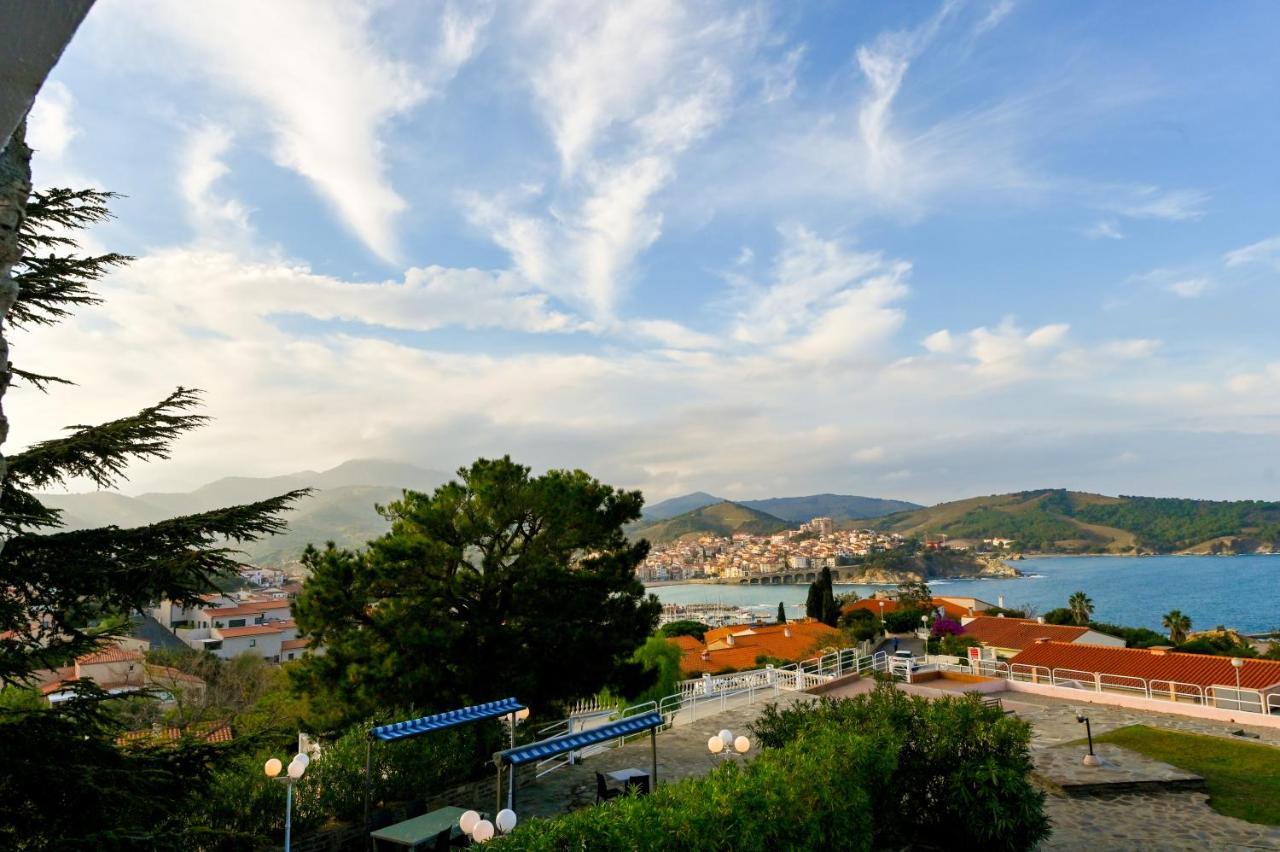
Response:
[533,645,882,777]
[917,658,1274,716]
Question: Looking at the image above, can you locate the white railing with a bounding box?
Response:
[1148,679,1205,704]
[1206,686,1266,714]
[533,644,877,777]
[1009,663,1051,683]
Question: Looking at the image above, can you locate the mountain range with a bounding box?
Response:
[869,489,1280,554]
[641,491,920,522]
[39,460,449,570]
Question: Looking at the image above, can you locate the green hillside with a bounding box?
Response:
[872,489,1280,554]
[629,501,791,544]
[739,493,920,522]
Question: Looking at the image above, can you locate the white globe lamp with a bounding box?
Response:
[472,819,495,843]
[459,810,480,835]
[496,808,518,834]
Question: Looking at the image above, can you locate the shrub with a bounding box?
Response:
[930,618,964,637]
[750,685,1048,850]
[883,607,928,634]
[491,725,890,851]
[659,620,708,642]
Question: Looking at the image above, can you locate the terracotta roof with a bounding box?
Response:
[960,617,1092,650]
[117,720,233,747]
[76,646,144,665]
[215,620,295,638]
[669,635,703,653]
[203,600,293,619]
[1009,641,1280,690]
[280,638,310,651]
[841,597,975,620]
[678,621,842,675]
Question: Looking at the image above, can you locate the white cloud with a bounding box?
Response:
[760,45,805,104]
[1224,234,1280,269]
[1167,277,1211,299]
[922,329,955,353]
[117,0,488,263]
[852,446,885,463]
[1109,186,1208,222]
[26,81,77,160]
[975,0,1017,34]
[730,226,908,365]
[180,124,254,247]
[1084,220,1124,240]
[469,1,759,321]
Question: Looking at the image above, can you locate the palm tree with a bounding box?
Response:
[1163,610,1192,645]
[1067,591,1094,626]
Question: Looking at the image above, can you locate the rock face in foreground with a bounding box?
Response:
[845,551,1018,585]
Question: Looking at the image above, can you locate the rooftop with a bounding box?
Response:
[961,616,1095,650]
[214,620,295,638]
[1009,641,1280,690]
[678,620,841,674]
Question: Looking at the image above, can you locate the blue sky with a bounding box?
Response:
[17,0,1280,503]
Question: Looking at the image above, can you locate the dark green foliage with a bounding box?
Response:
[1043,607,1075,625]
[292,457,661,719]
[491,724,889,851]
[0,186,302,850]
[1,683,231,851]
[659,620,708,642]
[776,601,786,624]
[805,576,822,619]
[883,607,929,634]
[625,637,684,705]
[944,506,1085,549]
[1176,634,1257,658]
[819,566,838,626]
[749,685,1049,851]
[1075,497,1280,552]
[896,578,932,605]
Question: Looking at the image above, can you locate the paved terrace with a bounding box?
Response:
[510,679,1280,849]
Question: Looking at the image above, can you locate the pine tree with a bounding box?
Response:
[818,566,839,626]
[292,456,659,718]
[777,601,786,624]
[0,173,305,849]
[805,577,822,619]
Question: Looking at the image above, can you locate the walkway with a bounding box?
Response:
[510,679,1280,849]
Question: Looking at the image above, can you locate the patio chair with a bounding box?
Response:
[596,772,623,804]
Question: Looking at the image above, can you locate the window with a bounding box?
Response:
[249,639,256,647]
[229,618,246,628]
[287,653,295,661]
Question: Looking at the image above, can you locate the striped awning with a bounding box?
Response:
[371,698,526,742]
[495,712,663,766]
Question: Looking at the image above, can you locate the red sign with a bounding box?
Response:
[968,646,981,662]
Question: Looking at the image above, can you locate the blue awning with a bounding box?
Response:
[496,712,663,766]
[371,697,527,742]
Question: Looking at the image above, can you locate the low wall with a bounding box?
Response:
[1004,680,1280,729]
[806,672,863,695]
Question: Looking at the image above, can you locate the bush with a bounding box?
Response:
[659,620,708,642]
[882,607,928,634]
[750,685,1048,850]
[491,725,891,851]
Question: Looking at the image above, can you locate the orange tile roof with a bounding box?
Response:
[1009,641,1280,690]
[215,620,295,638]
[203,600,293,619]
[669,635,703,653]
[841,597,974,619]
[76,646,144,665]
[117,720,233,748]
[960,617,1091,650]
[280,638,310,651]
[678,620,842,675]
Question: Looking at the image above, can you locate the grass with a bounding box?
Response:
[1084,724,1280,825]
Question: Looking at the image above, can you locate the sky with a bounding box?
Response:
[14,0,1280,505]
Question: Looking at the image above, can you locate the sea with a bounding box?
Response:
[646,554,1280,635]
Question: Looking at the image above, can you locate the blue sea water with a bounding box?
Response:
[647,555,1280,635]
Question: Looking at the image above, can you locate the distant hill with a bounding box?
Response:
[871,489,1280,554]
[629,501,791,544]
[642,491,725,521]
[739,493,920,522]
[39,459,449,569]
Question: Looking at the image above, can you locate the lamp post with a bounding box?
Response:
[878,600,885,632]
[1232,657,1244,709]
[264,752,310,851]
[1076,713,1098,767]
[921,614,929,656]
[707,728,751,764]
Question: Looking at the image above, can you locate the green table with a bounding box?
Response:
[370,806,475,850]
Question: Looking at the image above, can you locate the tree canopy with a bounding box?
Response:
[0,169,302,850]
[291,456,661,717]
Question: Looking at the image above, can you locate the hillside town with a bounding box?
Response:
[638,517,907,582]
